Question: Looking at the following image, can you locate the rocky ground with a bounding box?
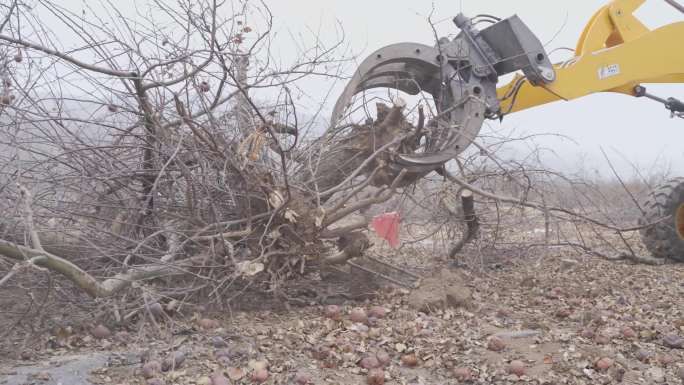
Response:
[2,246,684,385]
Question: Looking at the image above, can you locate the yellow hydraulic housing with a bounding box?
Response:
[497,0,684,114]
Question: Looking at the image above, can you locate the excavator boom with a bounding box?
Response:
[499,0,684,114]
[332,0,684,172]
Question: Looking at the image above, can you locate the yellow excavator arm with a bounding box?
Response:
[330,0,684,261]
[332,0,684,171]
[497,0,684,114]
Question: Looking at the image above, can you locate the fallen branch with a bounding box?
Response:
[0,239,206,298]
[0,256,42,288]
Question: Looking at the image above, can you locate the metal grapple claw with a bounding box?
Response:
[331,43,442,126]
[331,13,555,172]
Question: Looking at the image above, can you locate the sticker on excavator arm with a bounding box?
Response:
[598,64,621,80]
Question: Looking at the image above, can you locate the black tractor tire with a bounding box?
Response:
[639,177,684,262]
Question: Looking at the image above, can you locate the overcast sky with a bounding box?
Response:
[264,0,684,178]
[35,0,684,178]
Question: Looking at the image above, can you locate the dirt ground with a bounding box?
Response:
[2,244,684,385]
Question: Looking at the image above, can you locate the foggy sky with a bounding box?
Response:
[265,0,684,178]
[35,0,684,177]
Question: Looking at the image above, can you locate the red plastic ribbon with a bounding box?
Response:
[371,212,401,248]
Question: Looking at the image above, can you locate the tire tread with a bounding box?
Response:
[639,178,684,261]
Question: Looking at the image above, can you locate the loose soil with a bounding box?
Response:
[2,247,684,384]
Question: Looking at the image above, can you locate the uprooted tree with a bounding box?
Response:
[0,0,446,301]
[0,0,667,316]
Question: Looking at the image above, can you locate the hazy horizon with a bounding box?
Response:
[265,0,684,179]
[20,0,684,179]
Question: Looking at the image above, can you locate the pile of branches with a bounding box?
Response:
[0,0,668,325]
[0,0,443,312]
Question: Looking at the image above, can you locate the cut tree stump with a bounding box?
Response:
[449,189,479,258]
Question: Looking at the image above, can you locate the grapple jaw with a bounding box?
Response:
[331,13,555,173]
[331,43,443,125]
